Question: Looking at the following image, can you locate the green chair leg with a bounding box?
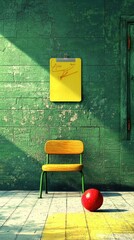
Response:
[44,172,48,194]
[81,171,85,193]
[39,171,44,198]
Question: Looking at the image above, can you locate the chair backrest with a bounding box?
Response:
[45,140,84,154]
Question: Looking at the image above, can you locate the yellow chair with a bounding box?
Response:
[39,140,85,198]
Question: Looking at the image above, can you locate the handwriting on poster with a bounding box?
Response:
[51,59,78,80]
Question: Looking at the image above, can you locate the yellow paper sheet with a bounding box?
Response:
[50,58,81,102]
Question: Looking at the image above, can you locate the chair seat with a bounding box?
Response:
[42,164,83,172]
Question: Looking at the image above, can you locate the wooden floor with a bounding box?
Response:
[0,191,134,240]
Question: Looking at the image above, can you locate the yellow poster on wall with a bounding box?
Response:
[50,58,81,102]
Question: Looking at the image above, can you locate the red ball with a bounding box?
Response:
[81,188,103,212]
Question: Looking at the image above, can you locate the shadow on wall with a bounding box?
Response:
[0,135,83,191]
[0,0,131,134]
[0,0,52,66]
[0,135,40,190]
[0,134,134,191]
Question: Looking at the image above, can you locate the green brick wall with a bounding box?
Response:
[0,0,134,191]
